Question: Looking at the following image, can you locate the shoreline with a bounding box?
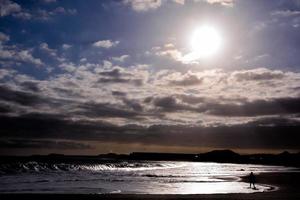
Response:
[0,172,299,199]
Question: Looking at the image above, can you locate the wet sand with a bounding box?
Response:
[1,172,299,200]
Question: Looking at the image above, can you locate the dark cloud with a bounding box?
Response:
[245,117,300,126]
[149,95,300,117]
[99,68,125,78]
[20,81,40,92]
[0,103,12,113]
[98,67,144,85]
[52,86,83,99]
[136,118,300,150]
[121,98,143,112]
[0,139,92,149]
[0,85,43,106]
[0,113,116,140]
[153,96,177,109]
[169,74,203,86]
[149,95,205,113]
[178,95,206,104]
[74,101,141,118]
[233,69,285,81]
[0,85,145,120]
[151,96,202,112]
[0,114,299,150]
[207,97,300,116]
[112,91,127,96]
[143,96,153,103]
[97,77,143,85]
[0,85,79,117]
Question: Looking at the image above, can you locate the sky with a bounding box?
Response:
[0,0,300,155]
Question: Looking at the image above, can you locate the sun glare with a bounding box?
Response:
[190,25,222,58]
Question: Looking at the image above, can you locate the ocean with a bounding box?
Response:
[0,160,297,194]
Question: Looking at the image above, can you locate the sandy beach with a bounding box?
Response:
[1,172,299,200]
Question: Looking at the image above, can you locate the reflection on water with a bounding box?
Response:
[0,161,295,194]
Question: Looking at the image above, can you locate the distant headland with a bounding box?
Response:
[1,150,299,167]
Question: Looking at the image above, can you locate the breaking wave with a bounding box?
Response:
[0,161,182,175]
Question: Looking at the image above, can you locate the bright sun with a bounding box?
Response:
[190,25,222,58]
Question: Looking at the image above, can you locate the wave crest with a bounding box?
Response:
[0,161,180,174]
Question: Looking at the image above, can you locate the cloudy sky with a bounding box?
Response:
[1,0,300,155]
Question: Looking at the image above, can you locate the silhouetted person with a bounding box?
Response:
[249,172,256,189]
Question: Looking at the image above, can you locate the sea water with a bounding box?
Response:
[0,161,297,194]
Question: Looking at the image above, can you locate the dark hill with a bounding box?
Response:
[197,149,242,163]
